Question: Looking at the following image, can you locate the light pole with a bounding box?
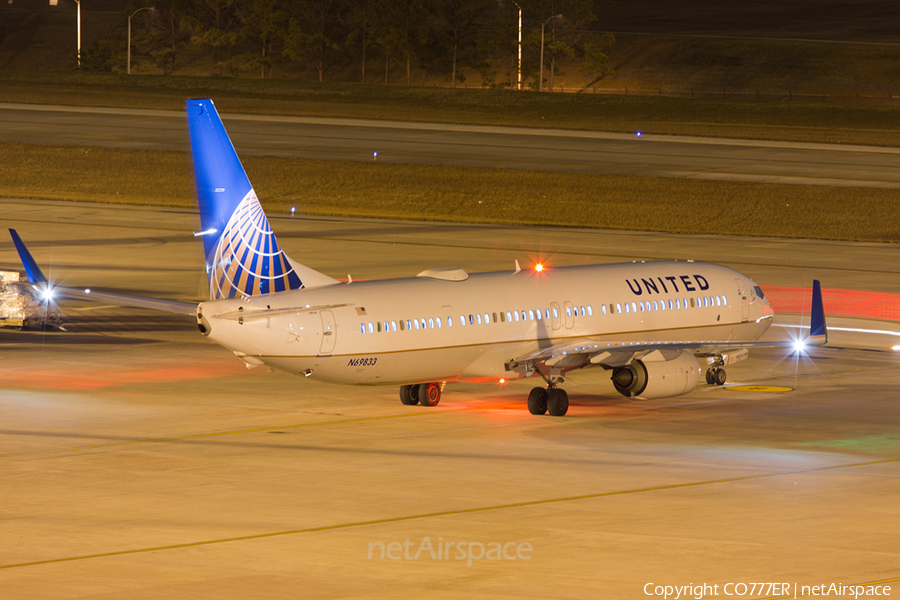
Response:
[128,7,155,74]
[512,1,522,90]
[539,14,562,93]
[49,0,81,68]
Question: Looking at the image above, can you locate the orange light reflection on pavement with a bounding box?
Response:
[6,362,247,391]
[761,286,900,321]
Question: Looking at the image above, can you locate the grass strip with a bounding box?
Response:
[2,142,898,243]
[3,71,900,147]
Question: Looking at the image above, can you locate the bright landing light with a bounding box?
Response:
[793,339,807,353]
[534,263,544,272]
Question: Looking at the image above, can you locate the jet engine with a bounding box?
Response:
[611,350,701,399]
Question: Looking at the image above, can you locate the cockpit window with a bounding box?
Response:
[753,285,765,299]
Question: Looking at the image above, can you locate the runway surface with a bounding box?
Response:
[4,102,900,189]
[1,199,899,598]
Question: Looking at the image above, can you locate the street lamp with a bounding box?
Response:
[128,6,155,74]
[539,14,562,93]
[499,0,522,90]
[512,1,522,90]
[49,0,81,68]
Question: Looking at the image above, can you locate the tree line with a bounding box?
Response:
[85,0,614,90]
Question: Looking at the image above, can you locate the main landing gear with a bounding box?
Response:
[400,382,442,407]
[705,368,727,386]
[527,386,568,416]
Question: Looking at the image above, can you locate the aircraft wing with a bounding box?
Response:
[507,281,827,371]
[508,338,807,371]
[8,229,198,316]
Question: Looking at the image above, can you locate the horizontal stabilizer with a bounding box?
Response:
[6,230,197,315]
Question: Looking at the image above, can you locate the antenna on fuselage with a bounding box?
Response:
[514,260,521,274]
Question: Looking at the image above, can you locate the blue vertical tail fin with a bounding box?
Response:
[186,99,336,300]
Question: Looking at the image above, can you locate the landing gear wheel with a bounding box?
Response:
[418,382,441,407]
[547,388,569,417]
[705,369,716,385]
[527,387,548,415]
[400,384,419,405]
[714,368,727,386]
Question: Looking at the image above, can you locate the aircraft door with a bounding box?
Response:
[319,310,336,355]
[550,302,561,331]
[734,278,749,322]
[563,301,575,329]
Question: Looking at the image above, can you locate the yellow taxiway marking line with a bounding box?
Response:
[2,456,898,570]
[725,385,794,392]
[0,409,461,458]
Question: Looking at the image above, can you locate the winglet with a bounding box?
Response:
[809,279,827,346]
[8,229,47,284]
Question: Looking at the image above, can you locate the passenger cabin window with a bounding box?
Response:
[601,304,607,315]
[493,312,498,323]
[514,311,520,322]
[360,323,365,334]
[484,313,490,324]
[429,317,435,329]
[447,316,453,327]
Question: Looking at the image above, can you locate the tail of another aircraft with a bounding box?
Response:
[186,99,336,300]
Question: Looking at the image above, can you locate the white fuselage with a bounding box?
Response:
[197,261,773,386]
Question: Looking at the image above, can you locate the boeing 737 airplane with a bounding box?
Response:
[8,99,827,416]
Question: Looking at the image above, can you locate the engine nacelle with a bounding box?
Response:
[611,350,701,399]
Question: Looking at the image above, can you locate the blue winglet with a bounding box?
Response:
[809,279,827,345]
[8,229,47,284]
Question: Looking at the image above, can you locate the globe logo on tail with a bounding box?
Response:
[209,190,302,299]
